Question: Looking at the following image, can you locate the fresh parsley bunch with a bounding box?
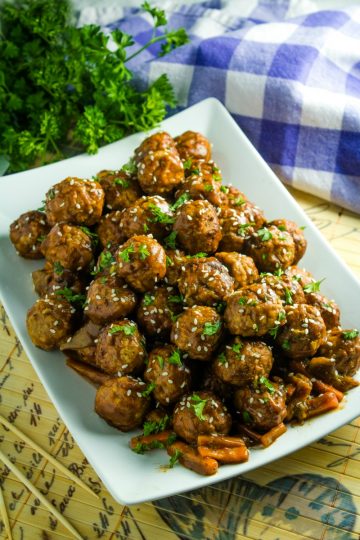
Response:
[0,0,189,174]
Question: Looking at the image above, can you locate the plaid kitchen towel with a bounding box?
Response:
[79,0,360,214]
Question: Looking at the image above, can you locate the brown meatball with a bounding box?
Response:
[97,211,127,249]
[164,249,187,286]
[305,292,340,330]
[137,148,184,195]
[178,257,234,307]
[259,273,306,306]
[171,306,222,361]
[245,225,295,272]
[213,337,273,387]
[317,329,360,376]
[119,196,174,240]
[173,391,231,443]
[144,345,191,406]
[233,381,287,432]
[137,286,182,339]
[32,265,84,297]
[276,304,327,358]
[215,252,259,289]
[223,186,248,209]
[41,223,93,271]
[9,211,50,259]
[97,169,142,210]
[173,200,222,255]
[116,235,166,292]
[285,265,315,288]
[224,284,285,337]
[85,275,137,325]
[174,131,212,162]
[270,219,307,264]
[45,177,104,226]
[26,295,74,350]
[95,320,146,376]
[95,376,150,431]
[134,131,176,163]
[218,207,255,252]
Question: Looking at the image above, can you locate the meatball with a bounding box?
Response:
[172,391,231,443]
[85,275,137,325]
[116,235,167,292]
[215,252,259,289]
[26,295,74,350]
[245,225,295,272]
[97,169,142,210]
[174,131,212,162]
[276,304,327,358]
[218,207,257,252]
[97,210,127,249]
[144,345,191,406]
[178,257,234,307]
[285,265,315,288]
[95,320,146,376]
[224,284,285,337]
[259,272,306,306]
[233,381,287,432]
[213,337,273,387]
[119,196,174,240]
[305,292,340,330]
[137,148,184,195]
[270,218,307,264]
[223,186,248,209]
[32,265,84,297]
[9,211,50,259]
[171,306,222,361]
[317,329,360,376]
[45,177,104,226]
[136,286,182,339]
[134,131,176,163]
[164,249,187,286]
[173,200,222,255]
[95,376,150,431]
[41,223,93,272]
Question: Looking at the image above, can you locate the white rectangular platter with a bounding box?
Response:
[0,98,359,505]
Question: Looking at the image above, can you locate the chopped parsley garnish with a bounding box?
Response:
[80,226,99,246]
[47,188,56,200]
[148,204,174,225]
[171,193,191,211]
[92,250,115,275]
[233,196,246,206]
[118,244,135,262]
[237,223,254,237]
[114,177,130,188]
[238,297,248,305]
[183,158,193,170]
[166,255,174,266]
[277,225,287,231]
[342,330,359,340]
[299,226,306,230]
[55,288,86,307]
[121,159,137,175]
[202,320,221,336]
[262,253,267,261]
[143,293,154,306]
[37,200,46,212]
[168,294,183,304]
[36,234,46,243]
[284,288,293,305]
[138,244,150,260]
[282,339,291,350]
[215,301,226,314]
[164,231,177,249]
[143,415,170,436]
[132,440,165,454]
[186,252,208,259]
[259,376,275,394]
[53,261,64,275]
[220,185,229,193]
[218,352,226,365]
[212,174,222,182]
[242,411,251,424]
[268,310,286,338]
[204,184,213,192]
[168,349,182,366]
[274,268,284,277]
[109,323,136,336]
[257,227,273,242]
[303,278,325,293]
[232,342,243,354]
[141,382,156,398]
[191,394,208,421]
[100,276,107,284]
[156,356,164,369]
[143,223,149,233]
[168,448,182,468]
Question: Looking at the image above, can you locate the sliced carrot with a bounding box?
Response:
[260,423,287,448]
[312,380,344,402]
[306,392,339,419]
[130,430,175,450]
[197,434,246,448]
[66,357,111,386]
[198,445,249,464]
[167,441,218,476]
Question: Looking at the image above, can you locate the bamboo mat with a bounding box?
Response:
[0,186,359,540]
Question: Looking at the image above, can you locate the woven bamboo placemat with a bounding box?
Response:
[0,187,359,540]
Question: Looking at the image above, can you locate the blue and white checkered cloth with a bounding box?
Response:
[79,0,360,214]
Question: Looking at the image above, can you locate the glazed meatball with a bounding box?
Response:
[97,169,142,210]
[174,167,227,208]
[26,295,74,350]
[270,219,307,264]
[32,265,84,297]
[224,283,285,337]
[144,345,191,406]
[137,148,184,195]
[223,186,248,209]
[9,211,50,259]
[97,210,126,249]
[259,273,306,306]
[95,376,150,431]
[137,286,182,339]
[41,223,93,272]
[317,329,360,376]
[285,265,315,288]
[174,131,212,162]
[215,252,259,289]
[305,292,340,330]
[45,177,104,226]
[119,196,174,240]
[95,320,146,376]
[245,225,295,272]
[116,235,166,292]
[173,391,231,443]
[234,381,287,432]
[276,304,327,358]
[173,200,222,255]
[218,207,256,252]
[171,306,222,361]
[85,275,137,325]
[134,131,176,163]
[164,249,187,286]
[213,337,273,387]
[178,257,234,307]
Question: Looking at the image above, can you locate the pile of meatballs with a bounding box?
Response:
[10,130,360,476]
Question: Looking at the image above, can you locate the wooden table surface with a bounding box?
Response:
[0,186,359,540]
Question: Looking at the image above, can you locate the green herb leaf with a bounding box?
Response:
[202,320,221,336]
[232,342,243,354]
[92,250,115,275]
[237,223,255,237]
[218,352,226,365]
[171,193,191,211]
[284,288,293,305]
[220,185,229,193]
[156,356,164,369]
[109,323,136,336]
[342,329,359,340]
[80,226,98,246]
[114,177,130,188]
[204,184,213,192]
[242,411,251,424]
[168,294,183,304]
[55,288,86,307]
[53,261,64,275]
[143,293,154,306]
[186,252,208,259]
[164,231,178,249]
[143,415,170,436]
[141,381,156,398]
[259,376,275,394]
[282,339,291,350]
[257,227,273,242]
[168,448,182,468]
[191,394,208,421]
[118,244,135,263]
[183,158,192,170]
[148,204,174,225]
[168,349,182,366]
[138,243,150,260]
[303,278,325,293]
